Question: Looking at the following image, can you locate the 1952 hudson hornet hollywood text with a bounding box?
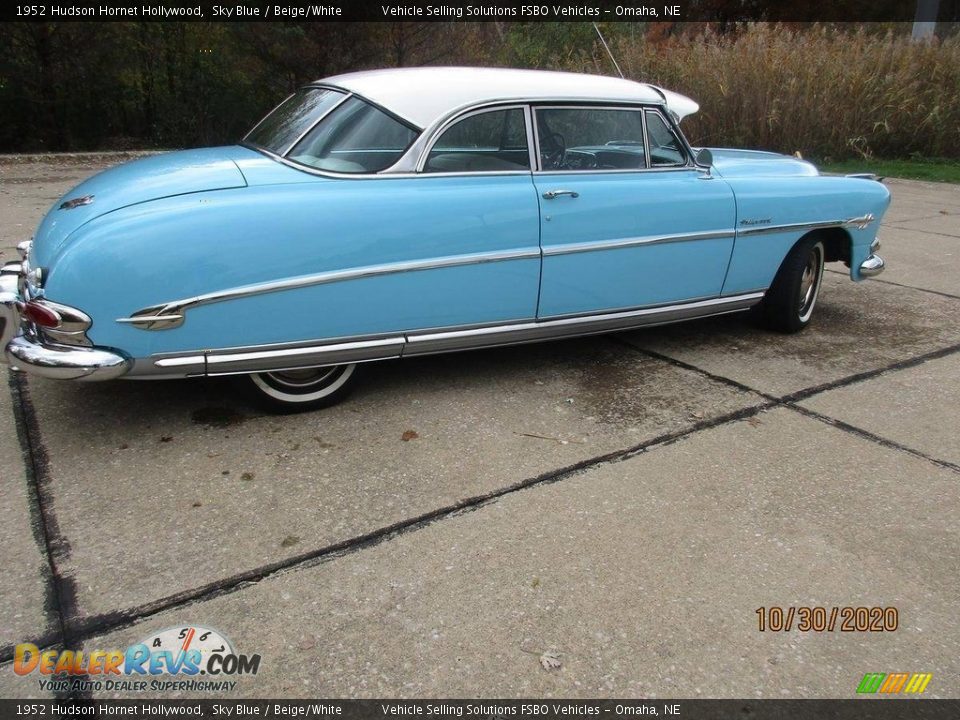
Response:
[0,67,888,411]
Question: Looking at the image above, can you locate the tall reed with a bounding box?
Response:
[598,25,960,160]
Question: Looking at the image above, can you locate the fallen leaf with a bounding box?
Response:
[747,417,762,427]
[539,651,562,671]
[241,472,255,481]
[531,577,540,589]
[401,430,419,442]
[281,535,300,548]
[159,436,173,443]
[691,411,704,419]
[191,501,202,508]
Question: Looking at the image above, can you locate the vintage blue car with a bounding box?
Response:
[1,67,889,411]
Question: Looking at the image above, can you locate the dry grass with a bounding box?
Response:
[583,25,960,161]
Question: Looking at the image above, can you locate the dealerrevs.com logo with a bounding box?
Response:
[13,625,260,693]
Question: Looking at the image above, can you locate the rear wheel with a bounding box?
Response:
[242,363,359,413]
[756,237,825,333]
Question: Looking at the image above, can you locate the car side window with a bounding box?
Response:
[645,111,687,167]
[286,96,418,174]
[424,108,530,173]
[535,107,646,171]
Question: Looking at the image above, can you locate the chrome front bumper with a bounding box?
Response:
[1,260,130,381]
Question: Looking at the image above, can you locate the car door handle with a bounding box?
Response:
[542,189,579,200]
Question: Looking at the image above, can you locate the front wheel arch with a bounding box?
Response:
[814,226,853,266]
[755,233,828,333]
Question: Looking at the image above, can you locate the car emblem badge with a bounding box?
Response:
[59,194,94,210]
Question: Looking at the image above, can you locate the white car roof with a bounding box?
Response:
[317,67,699,128]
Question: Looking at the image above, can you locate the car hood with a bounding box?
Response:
[31,147,250,265]
[705,148,820,178]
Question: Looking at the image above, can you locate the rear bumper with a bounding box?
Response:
[5,335,131,381]
[1,261,130,381]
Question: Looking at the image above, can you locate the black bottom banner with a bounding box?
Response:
[2,699,959,720]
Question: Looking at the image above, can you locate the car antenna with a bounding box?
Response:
[593,23,624,79]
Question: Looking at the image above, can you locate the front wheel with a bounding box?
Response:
[756,237,825,333]
[242,363,359,413]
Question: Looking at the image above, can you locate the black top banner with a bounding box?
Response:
[1,0,952,23]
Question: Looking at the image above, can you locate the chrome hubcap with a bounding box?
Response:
[799,249,821,315]
[266,366,338,389]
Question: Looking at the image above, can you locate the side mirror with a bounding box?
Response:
[695,148,713,168]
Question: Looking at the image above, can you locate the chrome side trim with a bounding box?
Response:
[0,262,23,278]
[542,229,735,257]
[120,247,541,330]
[141,292,765,378]
[205,337,404,377]
[404,293,764,357]
[737,214,875,237]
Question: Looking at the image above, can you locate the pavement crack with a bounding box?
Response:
[48,399,775,648]
[611,334,960,476]
[780,342,960,403]
[823,268,960,302]
[10,328,960,662]
[883,224,960,240]
[789,404,960,475]
[611,336,778,401]
[6,373,86,698]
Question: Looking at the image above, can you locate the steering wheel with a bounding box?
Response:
[542,132,566,169]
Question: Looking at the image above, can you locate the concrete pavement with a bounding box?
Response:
[1,161,958,699]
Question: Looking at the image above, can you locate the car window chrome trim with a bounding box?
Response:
[140,291,766,377]
[244,144,534,181]
[242,91,296,144]
[640,109,651,169]
[542,229,736,257]
[532,166,701,176]
[279,91,353,156]
[523,105,538,172]
[737,214,876,237]
[531,104,697,175]
[119,247,542,330]
[644,107,690,168]
[416,103,535,174]
[246,88,695,178]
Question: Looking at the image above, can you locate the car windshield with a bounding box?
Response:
[245,87,420,174]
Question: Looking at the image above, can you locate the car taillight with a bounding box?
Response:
[22,301,61,328]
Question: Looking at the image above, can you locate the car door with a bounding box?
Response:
[532,105,737,319]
